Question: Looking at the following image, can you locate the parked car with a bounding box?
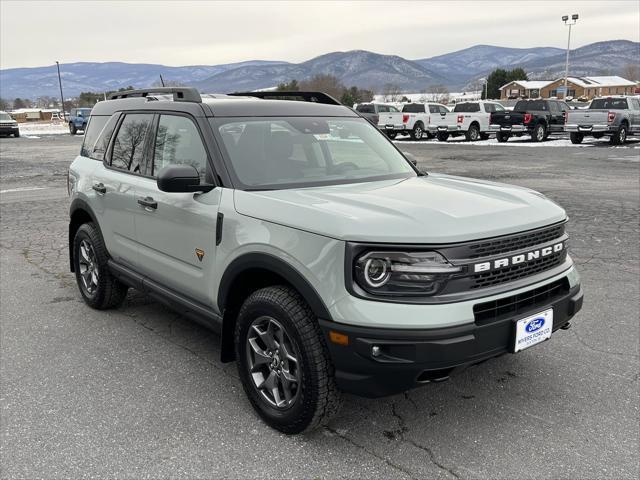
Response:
[565,96,640,145]
[0,111,19,137]
[355,103,403,138]
[69,108,92,135]
[489,99,569,142]
[428,101,504,141]
[68,87,582,434]
[377,102,450,140]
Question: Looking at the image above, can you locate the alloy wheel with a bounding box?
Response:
[246,316,301,409]
[78,239,99,294]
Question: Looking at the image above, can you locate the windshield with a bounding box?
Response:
[0,113,13,121]
[590,98,628,110]
[213,117,415,189]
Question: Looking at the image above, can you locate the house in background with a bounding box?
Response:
[500,76,637,100]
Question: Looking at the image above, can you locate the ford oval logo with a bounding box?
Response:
[525,317,545,333]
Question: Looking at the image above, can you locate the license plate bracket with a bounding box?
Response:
[513,308,553,353]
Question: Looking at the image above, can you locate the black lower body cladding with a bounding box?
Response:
[319,282,583,398]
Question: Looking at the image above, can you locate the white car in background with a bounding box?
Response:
[379,102,450,140]
[429,101,506,141]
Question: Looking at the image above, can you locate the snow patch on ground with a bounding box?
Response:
[394,136,640,148]
[17,122,77,136]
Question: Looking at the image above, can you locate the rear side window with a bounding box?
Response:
[590,98,629,110]
[402,104,425,113]
[453,103,480,113]
[81,114,119,160]
[356,104,374,114]
[110,113,153,174]
[152,114,208,182]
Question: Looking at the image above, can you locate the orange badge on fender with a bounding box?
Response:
[195,248,205,261]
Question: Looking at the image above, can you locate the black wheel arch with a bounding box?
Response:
[69,198,101,272]
[218,253,333,362]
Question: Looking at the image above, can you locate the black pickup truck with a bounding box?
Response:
[489,99,570,142]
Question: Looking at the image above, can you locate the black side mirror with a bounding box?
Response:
[402,151,418,166]
[156,164,214,193]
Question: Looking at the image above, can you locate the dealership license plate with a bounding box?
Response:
[501,126,512,130]
[385,125,394,129]
[514,309,553,353]
[438,126,447,131]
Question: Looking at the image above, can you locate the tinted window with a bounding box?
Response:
[214,117,414,189]
[429,105,439,113]
[110,114,153,174]
[153,115,208,182]
[494,103,506,112]
[389,106,399,112]
[81,114,119,160]
[514,100,548,111]
[378,105,389,113]
[356,104,375,114]
[590,98,629,110]
[549,102,559,113]
[438,105,449,114]
[631,98,640,109]
[484,103,496,113]
[402,104,425,113]
[453,103,480,113]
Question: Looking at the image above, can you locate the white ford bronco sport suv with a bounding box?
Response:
[68,88,583,434]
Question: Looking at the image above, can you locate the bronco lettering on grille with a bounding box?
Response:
[473,242,564,273]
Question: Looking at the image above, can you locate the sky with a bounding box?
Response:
[1,0,639,69]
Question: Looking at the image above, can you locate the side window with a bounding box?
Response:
[81,114,120,160]
[110,113,153,174]
[631,98,640,110]
[429,105,439,113]
[494,104,506,112]
[378,105,389,113]
[549,102,559,113]
[389,106,399,113]
[81,115,107,158]
[558,102,569,112]
[484,103,495,113]
[438,106,449,114]
[153,115,208,181]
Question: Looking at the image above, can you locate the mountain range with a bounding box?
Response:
[1,40,637,100]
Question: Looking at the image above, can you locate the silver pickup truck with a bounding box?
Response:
[565,96,640,144]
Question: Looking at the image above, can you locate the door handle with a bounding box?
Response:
[137,196,158,210]
[92,183,106,194]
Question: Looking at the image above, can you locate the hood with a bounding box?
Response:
[233,174,567,243]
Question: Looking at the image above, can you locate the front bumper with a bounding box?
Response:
[0,125,19,135]
[320,282,583,398]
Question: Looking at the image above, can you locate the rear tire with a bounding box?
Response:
[531,123,546,142]
[465,124,480,141]
[73,223,128,309]
[410,123,425,140]
[69,123,77,135]
[610,124,628,145]
[496,132,510,143]
[235,286,341,434]
[386,131,397,140]
[436,131,449,142]
[570,132,584,144]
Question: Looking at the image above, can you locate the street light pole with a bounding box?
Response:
[56,61,65,120]
[562,14,579,99]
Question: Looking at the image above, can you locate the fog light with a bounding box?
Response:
[372,345,381,357]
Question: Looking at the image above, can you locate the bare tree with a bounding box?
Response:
[426,85,450,104]
[621,63,639,81]
[381,83,403,102]
[299,74,345,100]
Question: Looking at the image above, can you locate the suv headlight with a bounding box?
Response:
[354,251,461,297]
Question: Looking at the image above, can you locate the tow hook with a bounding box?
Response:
[561,322,572,330]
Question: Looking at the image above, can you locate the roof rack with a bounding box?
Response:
[108,87,202,103]
[228,91,341,106]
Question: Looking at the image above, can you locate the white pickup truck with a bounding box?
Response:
[379,102,450,140]
[428,101,506,142]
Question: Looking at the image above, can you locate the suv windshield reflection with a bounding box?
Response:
[213,117,415,189]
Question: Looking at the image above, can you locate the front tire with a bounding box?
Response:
[69,123,77,135]
[235,286,341,434]
[410,123,425,140]
[386,131,397,140]
[436,131,449,142]
[570,132,584,144]
[73,222,128,309]
[13,131,20,138]
[531,123,546,142]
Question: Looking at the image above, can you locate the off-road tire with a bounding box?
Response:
[496,132,510,143]
[465,124,480,141]
[531,123,546,142]
[570,132,584,144]
[610,124,628,145]
[73,222,128,309]
[69,123,77,135]
[436,131,449,142]
[235,286,341,434]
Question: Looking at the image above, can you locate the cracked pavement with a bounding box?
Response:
[1,135,638,479]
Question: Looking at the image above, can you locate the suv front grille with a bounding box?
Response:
[470,249,567,289]
[473,277,570,325]
[467,223,565,259]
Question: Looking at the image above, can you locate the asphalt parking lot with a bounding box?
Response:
[1,134,638,479]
